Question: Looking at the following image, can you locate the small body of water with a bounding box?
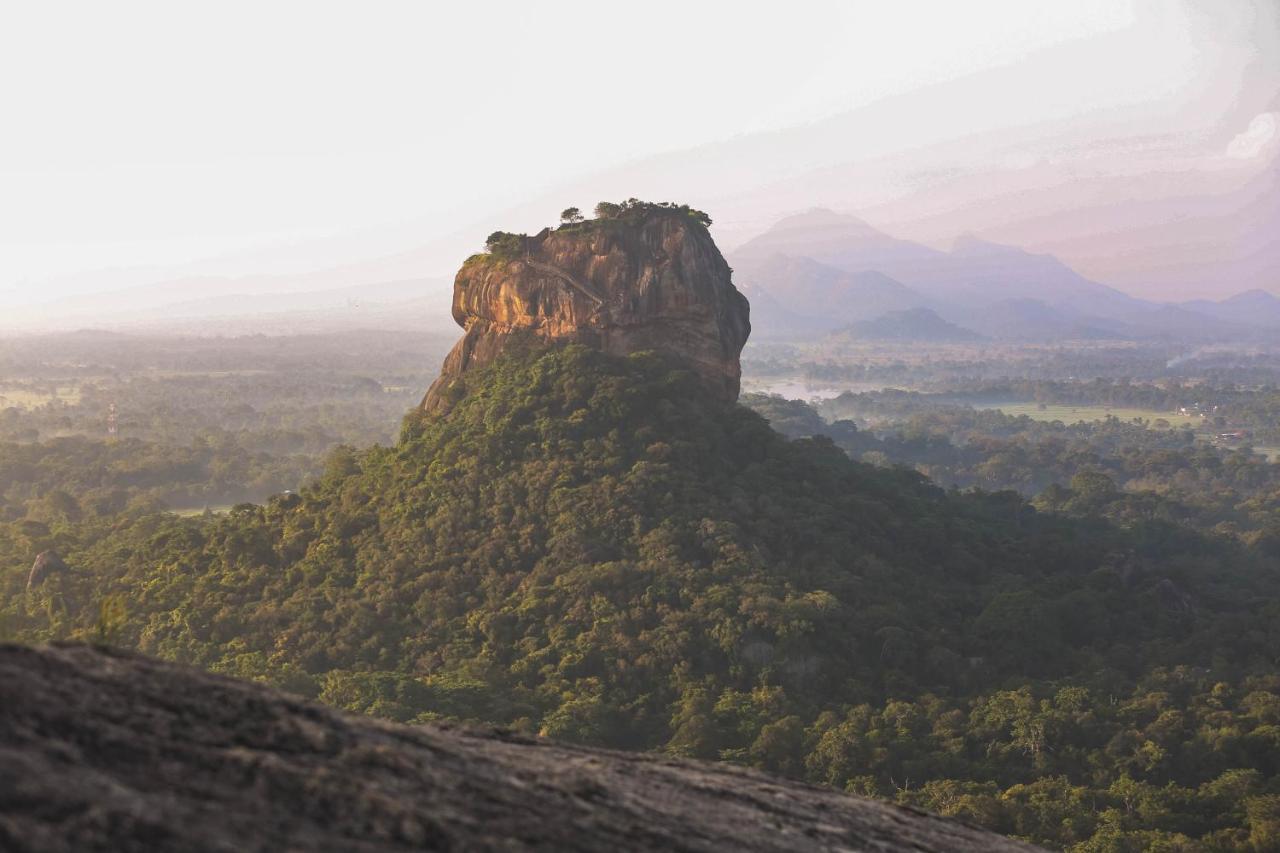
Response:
[745,382,845,401]
[744,379,892,401]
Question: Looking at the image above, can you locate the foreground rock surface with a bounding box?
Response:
[0,644,1038,852]
[422,207,750,413]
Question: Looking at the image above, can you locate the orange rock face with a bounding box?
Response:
[422,211,751,414]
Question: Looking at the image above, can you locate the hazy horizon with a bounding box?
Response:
[2,0,1277,325]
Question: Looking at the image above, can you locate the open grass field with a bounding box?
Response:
[169,505,236,518]
[977,402,1205,429]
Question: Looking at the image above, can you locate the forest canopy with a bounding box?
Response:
[6,343,1280,849]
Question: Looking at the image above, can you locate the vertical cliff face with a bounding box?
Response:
[421,207,751,414]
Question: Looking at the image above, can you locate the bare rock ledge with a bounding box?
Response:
[0,644,1041,852]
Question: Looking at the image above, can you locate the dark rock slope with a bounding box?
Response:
[0,644,1039,852]
[422,209,751,414]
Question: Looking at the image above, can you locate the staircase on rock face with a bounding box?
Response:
[521,258,605,307]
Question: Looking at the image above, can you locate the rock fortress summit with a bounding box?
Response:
[421,200,751,414]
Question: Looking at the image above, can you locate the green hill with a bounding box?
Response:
[7,344,1280,849]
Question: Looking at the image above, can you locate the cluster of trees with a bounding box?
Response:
[484,200,713,259]
[851,378,1280,446]
[751,390,1280,544]
[0,330,441,452]
[0,329,446,382]
[5,345,1280,849]
[951,378,1229,412]
[587,198,712,227]
[0,436,312,520]
[743,340,1280,390]
[964,379,1280,446]
[759,343,1186,387]
[814,375,1280,449]
[0,325,449,529]
[482,230,530,257]
[0,333,454,532]
[0,373,412,450]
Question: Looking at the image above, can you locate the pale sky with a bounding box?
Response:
[0,0,1274,305]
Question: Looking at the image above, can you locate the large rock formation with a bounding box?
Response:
[422,204,751,414]
[0,644,1039,852]
[26,550,69,590]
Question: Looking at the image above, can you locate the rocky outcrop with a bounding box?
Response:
[422,206,751,414]
[0,644,1039,852]
[26,550,69,590]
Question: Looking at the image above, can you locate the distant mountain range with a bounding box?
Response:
[1180,289,1280,328]
[731,255,924,336]
[731,209,1280,342]
[4,205,1275,344]
[10,10,1274,323]
[831,307,983,342]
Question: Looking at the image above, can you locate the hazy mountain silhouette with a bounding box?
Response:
[731,209,1262,341]
[731,253,924,336]
[831,307,983,342]
[1181,289,1280,328]
[734,210,1138,310]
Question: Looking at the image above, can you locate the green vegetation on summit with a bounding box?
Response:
[483,199,712,259]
